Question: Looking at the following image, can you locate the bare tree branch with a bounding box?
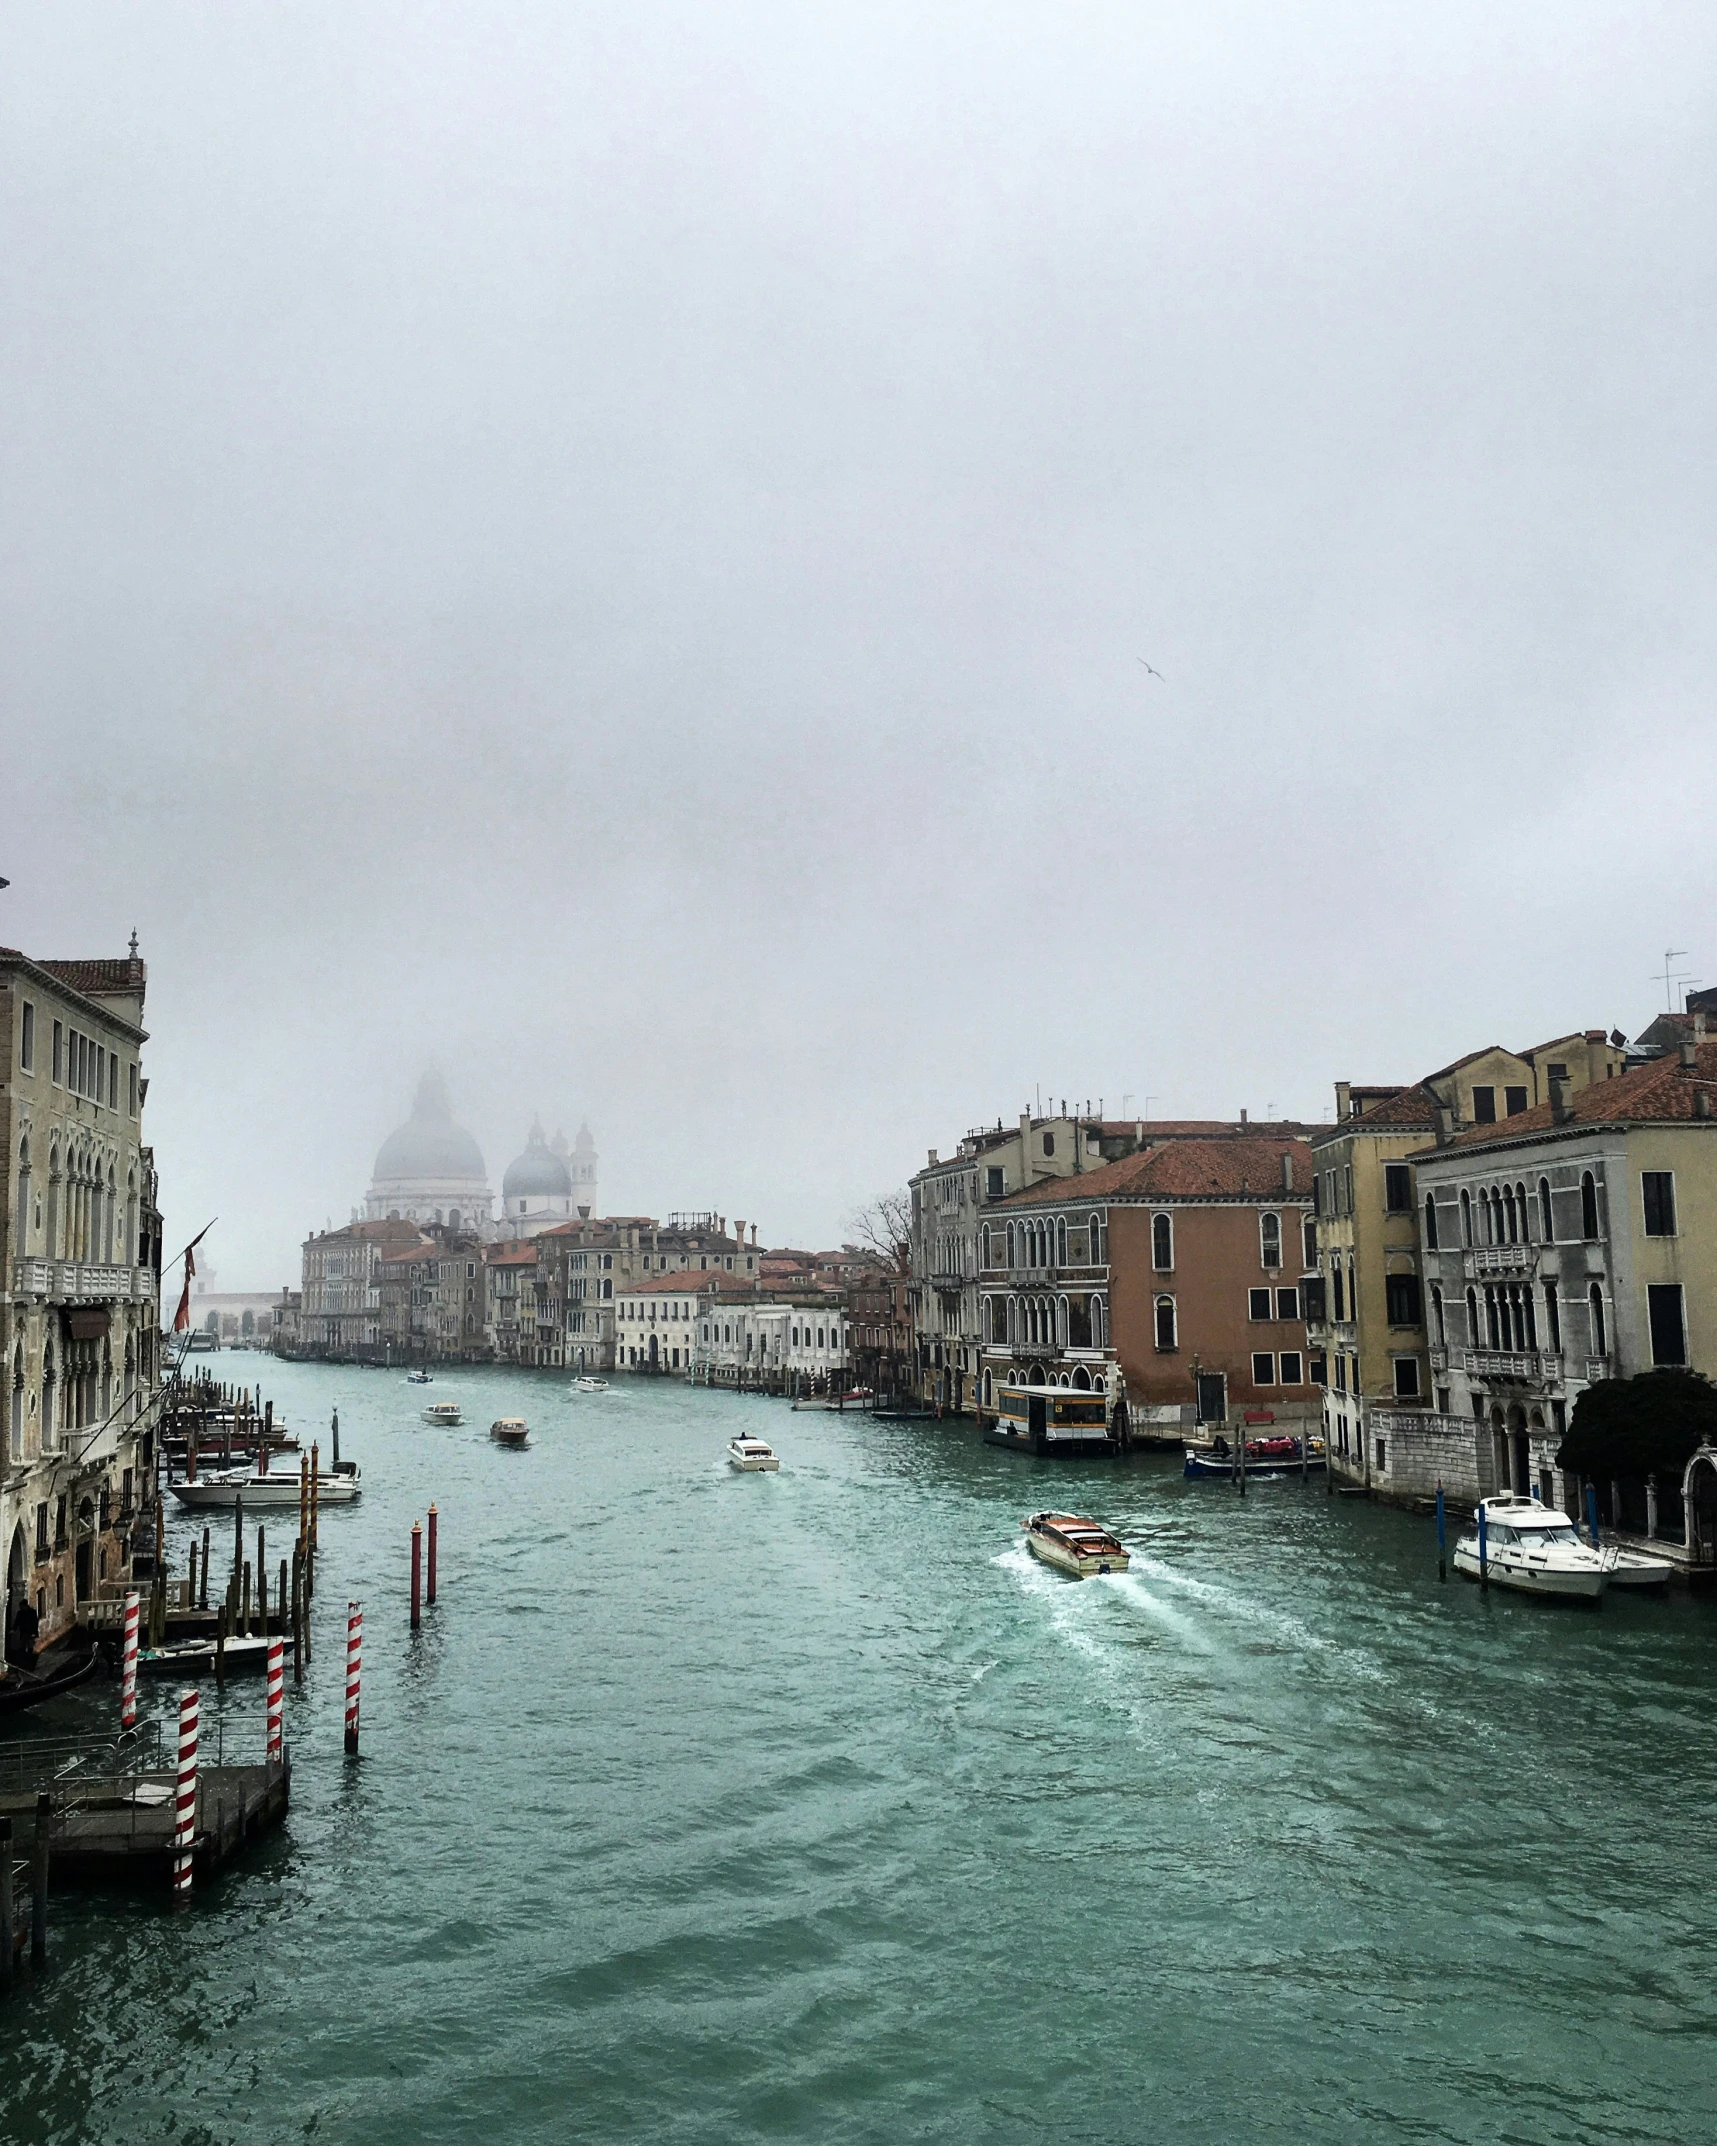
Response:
[846,1189,911,1265]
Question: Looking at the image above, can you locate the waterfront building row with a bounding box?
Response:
[1,941,165,1662]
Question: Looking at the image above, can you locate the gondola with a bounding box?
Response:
[0,1646,101,1713]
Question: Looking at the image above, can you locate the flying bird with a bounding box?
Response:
[1137,657,1165,681]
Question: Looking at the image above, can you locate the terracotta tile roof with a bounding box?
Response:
[627,1270,750,1297]
[1096,1118,1318,1138]
[310,1219,426,1247]
[998,1136,1314,1204]
[484,1243,539,1267]
[1440,1039,1717,1149]
[35,957,142,996]
[1325,1083,1442,1135]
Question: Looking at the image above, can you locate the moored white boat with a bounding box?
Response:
[1024,1510,1129,1578]
[1603,1545,1676,1589]
[490,1417,530,1448]
[422,1402,463,1426]
[1453,1496,1606,1599]
[170,1466,360,1511]
[728,1436,779,1472]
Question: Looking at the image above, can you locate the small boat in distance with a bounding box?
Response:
[490,1417,530,1448]
[1453,1496,1607,1600]
[1024,1511,1130,1578]
[572,1376,610,1393]
[422,1402,463,1426]
[0,1646,100,1713]
[171,1466,360,1511]
[406,1369,432,1385]
[1183,1432,1326,1479]
[138,1633,293,1676]
[728,1436,779,1472]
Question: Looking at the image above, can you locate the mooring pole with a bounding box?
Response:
[344,1603,362,1756]
[410,1522,422,1632]
[1436,1482,1447,1582]
[172,1691,199,1899]
[0,1815,13,1994]
[331,1408,340,1473]
[1478,1504,1489,1592]
[266,1638,284,1766]
[30,1794,50,1964]
[426,1504,438,1606]
[121,1589,140,1731]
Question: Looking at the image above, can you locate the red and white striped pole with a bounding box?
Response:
[343,1602,362,1756]
[265,1636,284,1765]
[120,1589,140,1731]
[172,1688,200,1897]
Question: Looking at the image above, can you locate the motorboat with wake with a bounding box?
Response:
[489,1417,530,1448]
[406,1370,433,1385]
[1024,1511,1130,1578]
[728,1436,779,1472]
[171,1464,360,1511]
[422,1401,463,1426]
[1453,1496,1607,1599]
[572,1377,610,1393]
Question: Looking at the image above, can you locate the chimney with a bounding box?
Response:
[1280,1150,1294,1194]
[734,1220,744,1249]
[1334,1081,1352,1122]
[1435,1105,1455,1147]
[1550,1075,1574,1124]
[1681,1033,1699,1070]
[927,1149,938,1167]
[1240,1108,1248,1128]
[1697,1090,1712,1121]
[1694,1009,1708,1042]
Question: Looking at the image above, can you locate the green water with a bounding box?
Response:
[4,1360,1715,2144]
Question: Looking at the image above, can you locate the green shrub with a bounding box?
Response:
[1556,1368,1717,1481]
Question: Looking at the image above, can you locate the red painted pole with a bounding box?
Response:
[265,1637,284,1765]
[426,1505,437,1606]
[344,1603,362,1755]
[120,1590,140,1731]
[172,1688,200,1897]
[410,1522,422,1631]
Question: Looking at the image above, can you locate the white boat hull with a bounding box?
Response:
[171,1473,360,1510]
[729,1452,779,1471]
[1025,1531,1128,1579]
[1452,1541,1603,1598]
[1604,1550,1675,1588]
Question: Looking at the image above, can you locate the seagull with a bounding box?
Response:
[1136,657,1164,680]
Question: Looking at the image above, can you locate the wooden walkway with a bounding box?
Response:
[0,1755,291,1888]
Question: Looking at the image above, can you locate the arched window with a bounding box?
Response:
[1503,1187,1517,1244]
[1485,1287,1500,1348]
[14,1137,30,1255]
[1465,1286,1479,1344]
[1538,1177,1553,1242]
[1091,1296,1107,1347]
[1581,1172,1599,1241]
[1423,1193,1438,1251]
[1430,1284,1446,1345]
[1460,1189,1472,1246]
[1006,1222,1016,1269]
[1056,1217,1067,1269]
[1154,1295,1177,1351]
[1152,1213,1173,1270]
[1589,1283,1607,1357]
[1090,1215,1106,1263]
[1260,1213,1282,1269]
[46,1145,60,1261]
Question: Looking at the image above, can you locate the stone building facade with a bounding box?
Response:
[1,942,164,1658]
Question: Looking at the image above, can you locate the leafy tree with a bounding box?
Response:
[1556,1368,1717,1482]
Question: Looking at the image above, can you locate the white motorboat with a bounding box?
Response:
[422,1402,463,1426]
[1024,1510,1130,1578]
[490,1417,530,1448]
[406,1370,432,1385]
[572,1377,609,1393]
[1603,1545,1676,1589]
[728,1436,779,1472]
[170,1466,361,1511]
[1453,1496,1606,1599]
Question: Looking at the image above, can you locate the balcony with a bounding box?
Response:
[930,1271,966,1294]
[1459,1347,1562,1383]
[11,1261,145,1303]
[1464,1245,1538,1278]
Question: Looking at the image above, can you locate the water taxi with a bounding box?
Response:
[422,1401,463,1426]
[406,1369,432,1385]
[985,1383,1117,1455]
[1453,1496,1607,1599]
[489,1417,530,1448]
[728,1436,779,1472]
[170,1465,360,1510]
[572,1376,610,1393]
[1024,1511,1130,1578]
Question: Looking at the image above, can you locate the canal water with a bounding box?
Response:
[5,1359,1717,2144]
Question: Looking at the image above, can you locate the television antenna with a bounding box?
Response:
[1654,948,1696,1013]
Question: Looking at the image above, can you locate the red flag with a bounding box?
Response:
[172,1222,215,1334]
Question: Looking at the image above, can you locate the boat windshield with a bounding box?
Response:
[1524,1524,1581,1546]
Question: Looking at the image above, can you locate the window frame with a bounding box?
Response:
[1384,1163,1412,1214]
[1250,1351,1276,1387]
[1279,1350,1304,1386]
[1248,1287,1273,1322]
[1642,1171,1677,1239]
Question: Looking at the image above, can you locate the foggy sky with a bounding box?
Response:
[4,4,1714,1288]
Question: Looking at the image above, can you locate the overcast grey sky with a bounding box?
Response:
[4,3,1714,1287]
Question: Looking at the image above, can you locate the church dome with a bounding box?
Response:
[372,1071,488,1185]
[503,1117,572,1200]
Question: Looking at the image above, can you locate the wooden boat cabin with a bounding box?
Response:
[986,1382,1119,1456]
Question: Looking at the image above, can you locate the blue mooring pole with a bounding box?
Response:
[1478,1504,1489,1592]
[1586,1480,1600,1549]
[1436,1482,1446,1582]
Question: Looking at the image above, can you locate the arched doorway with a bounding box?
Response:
[5,1524,26,1660]
[1685,1448,1717,1570]
[1071,1365,1091,1391]
[648,1333,659,1371]
[1507,1403,1529,1494]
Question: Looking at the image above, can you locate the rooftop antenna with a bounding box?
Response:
[1655,947,1693,1013]
[1145,1096,1158,1122]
